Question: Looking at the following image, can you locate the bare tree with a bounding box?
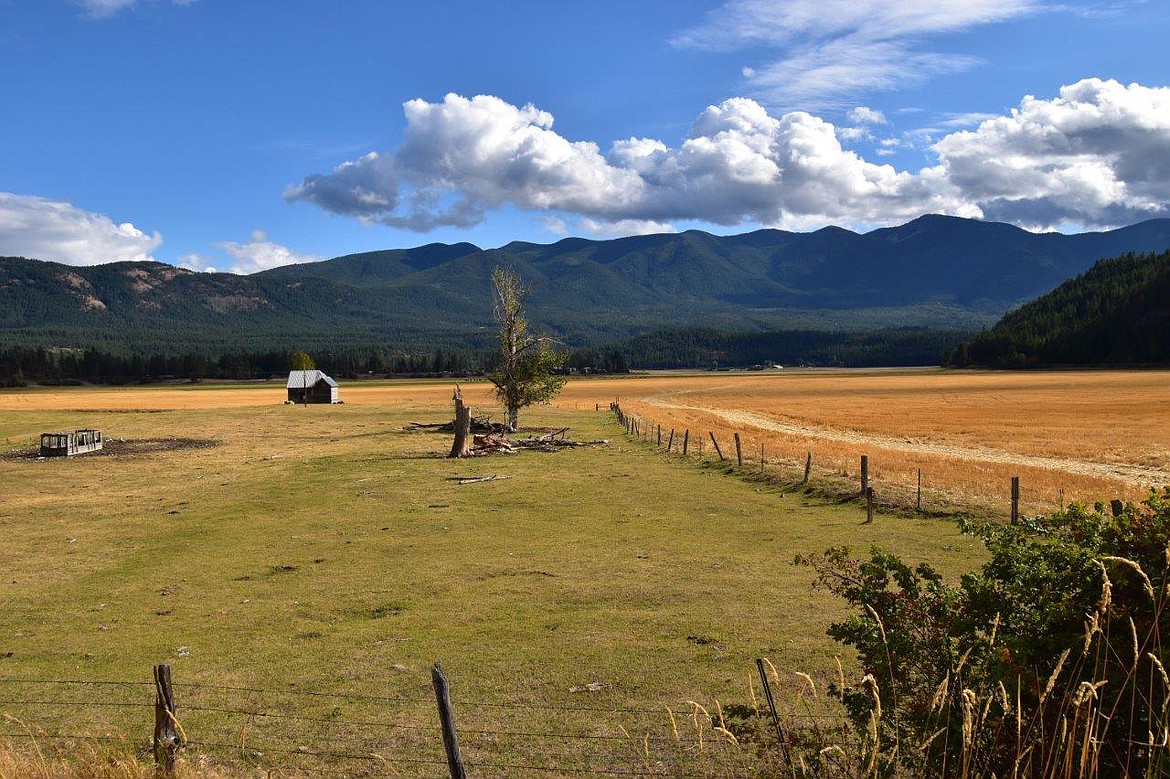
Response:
[488,267,567,431]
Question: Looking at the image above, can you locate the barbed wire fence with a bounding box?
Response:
[0,659,838,777]
[607,402,1034,523]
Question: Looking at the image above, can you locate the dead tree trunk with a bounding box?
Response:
[449,386,472,458]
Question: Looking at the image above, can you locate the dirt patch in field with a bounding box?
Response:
[2,437,221,460]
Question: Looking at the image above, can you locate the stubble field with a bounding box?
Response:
[550,368,1170,514]
[0,368,1163,776]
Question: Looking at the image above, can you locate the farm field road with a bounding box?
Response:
[648,399,1166,487]
[552,368,1170,511]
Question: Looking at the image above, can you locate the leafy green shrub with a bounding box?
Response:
[797,487,1170,777]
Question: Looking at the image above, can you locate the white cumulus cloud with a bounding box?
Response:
[672,0,1041,109]
[287,92,969,235]
[930,78,1170,228]
[287,79,1170,237]
[214,230,323,275]
[0,192,162,265]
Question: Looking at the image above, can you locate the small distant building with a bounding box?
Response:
[286,370,340,404]
[40,429,103,457]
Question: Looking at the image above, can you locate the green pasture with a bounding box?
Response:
[0,385,982,775]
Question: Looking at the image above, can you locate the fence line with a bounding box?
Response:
[0,661,812,778]
[609,402,1027,522]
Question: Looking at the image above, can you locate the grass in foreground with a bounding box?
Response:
[0,383,980,775]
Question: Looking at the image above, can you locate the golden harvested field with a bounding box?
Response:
[552,368,1170,513]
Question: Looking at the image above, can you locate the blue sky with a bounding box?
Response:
[1,0,1168,272]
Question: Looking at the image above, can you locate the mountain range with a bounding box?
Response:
[3,214,1170,355]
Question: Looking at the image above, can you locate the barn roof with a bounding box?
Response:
[286,370,338,389]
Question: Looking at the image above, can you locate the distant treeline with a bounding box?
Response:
[0,328,967,386]
[0,327,968,385]
[946,250,1170,367]
[0,345,633,386]
[608,327,970,369]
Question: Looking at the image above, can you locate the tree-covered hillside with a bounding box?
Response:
[948,250,1170,367]
[3,215,1169,356]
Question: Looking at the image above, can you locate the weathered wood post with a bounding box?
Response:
[860,455,869,494]
[448,386,472,458]
[1011,476,1020,524]
[667,429,675,451]
[682,429,689,456]
[153,663,181,774]
[709,432,725,461]
[657,425,662,446]
[916,469,922,512]
[734,433,743,467]
[803,452,812,484]
[759,444,765,477]
[864,487,874,524]
[432,662,467,779]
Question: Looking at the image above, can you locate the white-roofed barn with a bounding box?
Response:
[286,370,340,404]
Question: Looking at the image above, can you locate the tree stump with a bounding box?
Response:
[449,386,472,458]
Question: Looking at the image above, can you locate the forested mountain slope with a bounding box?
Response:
[949,250,1170,366]
[3,215,1169,354]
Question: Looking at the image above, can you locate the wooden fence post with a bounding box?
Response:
[734,433,743,467]
[803,452,812,484]
[153,663,181,775]
[916,469,922,512]
[657,425,662,446]
[1011,477,1020,524]
[709,432,725,461]
[667,429,675,451]
[860,455,869,494]
[682,429,689,456]
[756,659,792,770]
[759,444,765,477]
[864,487,874,524]
[432,662,467,779]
